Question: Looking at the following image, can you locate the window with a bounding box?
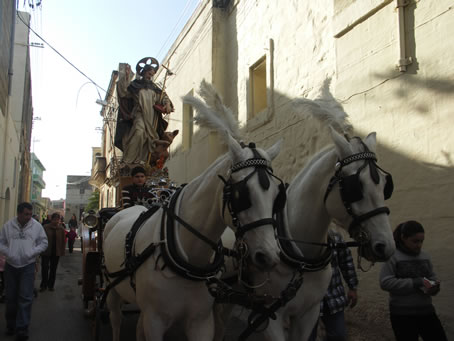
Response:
[247,39,275,131]
[250,56,267,118]
[80,188,85,194]
[183,89,194,151]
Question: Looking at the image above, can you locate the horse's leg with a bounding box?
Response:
[185,311,215,341]
[142,309,168,341]
[288,305,320,341]
[107,288,123,341]
[136,312,145,341]
[213,303,234,341]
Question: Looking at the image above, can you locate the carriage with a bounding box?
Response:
[78,81,396,341]
[79,167,178,340]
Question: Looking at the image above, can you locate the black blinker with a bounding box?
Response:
[384,174,394,200]
[229,181,252,212]
[341,174,363,203]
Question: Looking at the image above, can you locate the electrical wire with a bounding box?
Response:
[16,11,107,95]
[156,0,197,61]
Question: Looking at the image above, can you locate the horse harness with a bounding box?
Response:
[218,139,394,339]
[323,138,393,241]
[277,137,394,270]
[219,142,287,239]
[101,144,287,313]
[238,138,395,339]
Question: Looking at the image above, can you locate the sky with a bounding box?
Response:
[18,0,201,200]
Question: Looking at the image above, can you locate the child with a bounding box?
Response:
[67,227,78,254]
[379,220,447,341]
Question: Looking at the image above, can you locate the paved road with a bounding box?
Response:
[0,239,264,341]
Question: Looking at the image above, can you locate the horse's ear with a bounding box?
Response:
[330,126,353,158]
[364,132,377,153]
[227,132,244,161]
[265,139,282,161]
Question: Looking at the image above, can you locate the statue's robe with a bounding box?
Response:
[115,66,169,164]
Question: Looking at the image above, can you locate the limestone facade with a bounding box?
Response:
[0,5,33,225]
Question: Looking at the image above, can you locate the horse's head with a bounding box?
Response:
[324,128,395,262]
[222,135,285,271]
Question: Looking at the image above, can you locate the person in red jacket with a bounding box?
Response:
[66,227,78,254]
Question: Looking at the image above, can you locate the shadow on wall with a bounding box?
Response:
[168,75,453,339]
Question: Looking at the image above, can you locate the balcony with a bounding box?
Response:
[32,173,46,188]
[90,157,106,187]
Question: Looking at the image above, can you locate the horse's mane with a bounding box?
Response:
[293,78,353,135]
[182,80,242,144]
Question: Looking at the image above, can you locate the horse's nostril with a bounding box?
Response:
[255,252,267,266]
[374,243,386,257]
[253,251,276,270]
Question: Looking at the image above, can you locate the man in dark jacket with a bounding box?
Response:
[40,213,66,292]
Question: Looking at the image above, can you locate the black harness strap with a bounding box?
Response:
[101,206,163,307]
[101,242,159,309]
[235,218,277,238]
[238,269,304,341]
[164,206,238,258]
[164,206,220,252]
[159,187,226,281]
[275,210,333,271]
[124,206,161,269]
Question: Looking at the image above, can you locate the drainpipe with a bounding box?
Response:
[396,0,412,72]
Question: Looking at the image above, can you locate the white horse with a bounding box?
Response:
[228,95,396,341]
[102,82,284,341]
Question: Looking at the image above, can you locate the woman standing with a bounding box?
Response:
[380,220,447,341]
[68,214,78,229]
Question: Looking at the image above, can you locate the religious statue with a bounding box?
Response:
[114,57,175,167]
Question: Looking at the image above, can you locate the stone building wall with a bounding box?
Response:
[159,0,453,338]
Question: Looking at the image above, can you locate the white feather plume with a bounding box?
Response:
[197,80,241,140]
[293,79,353,135]
[182,80,242,144]
[182,94,231,144]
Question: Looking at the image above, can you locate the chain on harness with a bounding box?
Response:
[206,265,305,341]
